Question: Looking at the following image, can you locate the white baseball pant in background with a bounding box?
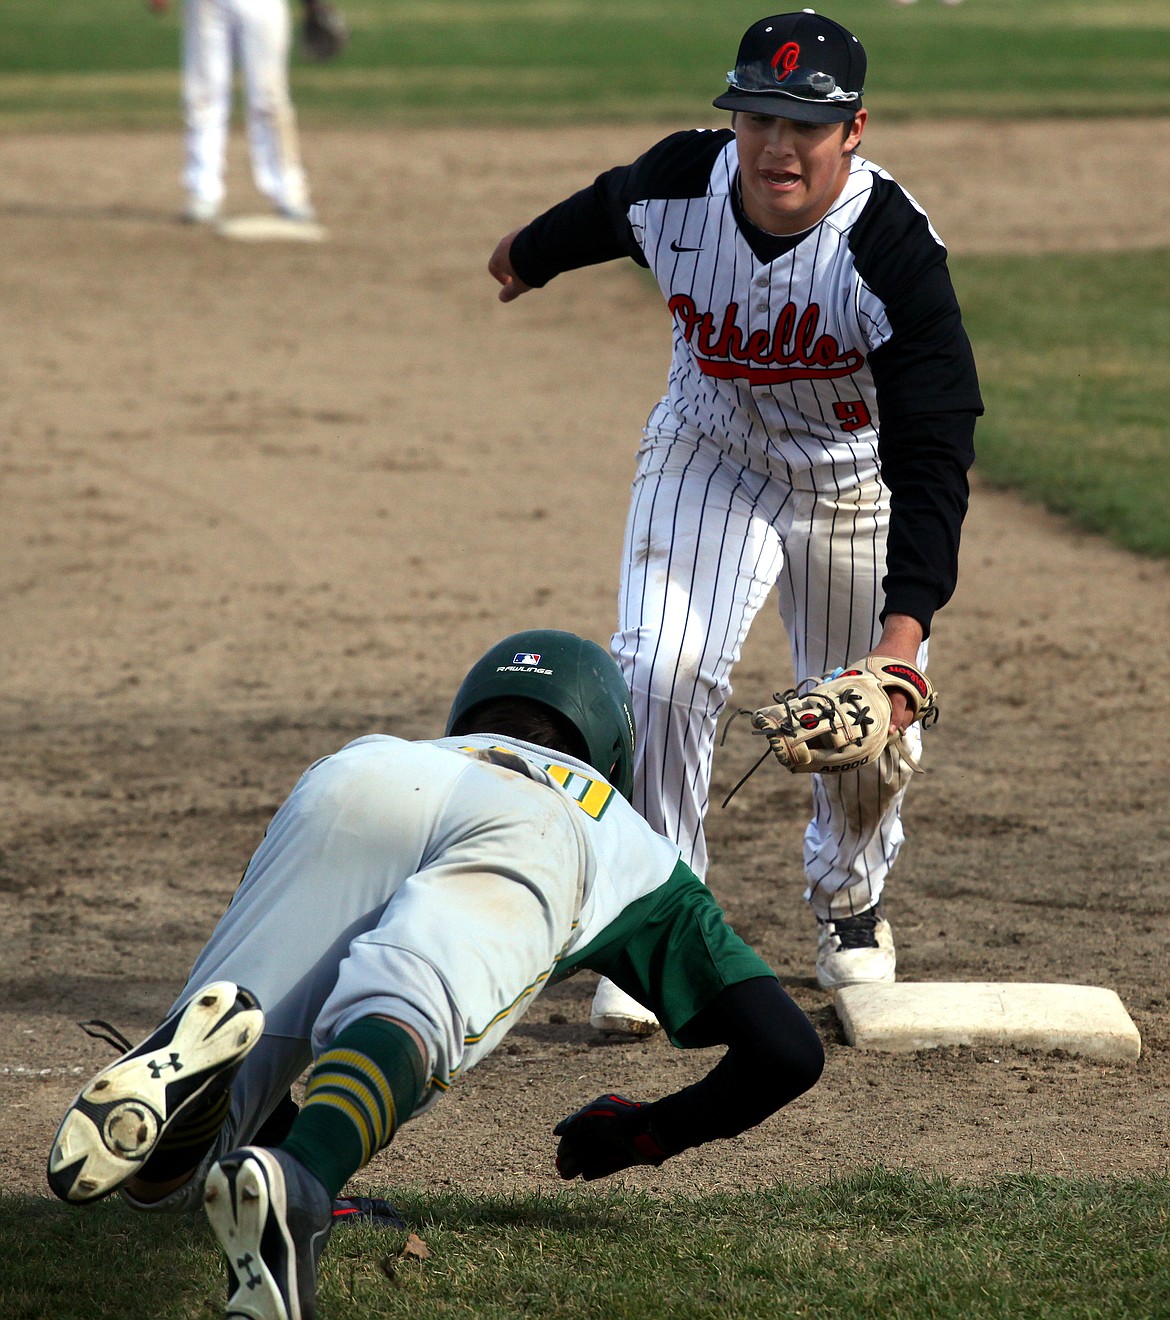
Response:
[182,0,311,216]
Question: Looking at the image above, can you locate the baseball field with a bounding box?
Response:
[3,2,1170,1316]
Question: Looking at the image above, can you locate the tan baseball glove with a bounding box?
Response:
[301,0,349,62]
[750,656,938,775]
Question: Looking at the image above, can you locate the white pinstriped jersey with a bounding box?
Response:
[510,126,982,629]
[640,144,919,487]
[508,127,982,908]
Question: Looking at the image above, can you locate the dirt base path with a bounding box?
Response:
[3,121,1169,1200]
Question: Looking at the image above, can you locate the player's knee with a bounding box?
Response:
[249,88,294,122]
[624,649,728,709]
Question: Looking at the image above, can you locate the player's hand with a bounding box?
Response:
[553,1094,668,1180]
[870,613,925,734]
[489,229,533,303]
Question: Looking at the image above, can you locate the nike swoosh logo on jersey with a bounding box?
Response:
[669,240,702,253]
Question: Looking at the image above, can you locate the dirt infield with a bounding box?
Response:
[3,120,1170,1202]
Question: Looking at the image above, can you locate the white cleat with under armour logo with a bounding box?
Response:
[46,981,263,1204]
[205,1146,333,1320]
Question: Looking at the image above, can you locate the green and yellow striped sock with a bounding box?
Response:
[279,1018,425,1200]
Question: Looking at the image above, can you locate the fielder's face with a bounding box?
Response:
[733,109,866,236]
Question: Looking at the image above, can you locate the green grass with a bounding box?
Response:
[953,249,1170,558]
[2,0,1170,129]
[5,1170,1170,1319]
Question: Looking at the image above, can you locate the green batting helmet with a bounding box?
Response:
[445,629,636,801]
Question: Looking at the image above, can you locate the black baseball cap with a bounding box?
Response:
[713,10,866,124]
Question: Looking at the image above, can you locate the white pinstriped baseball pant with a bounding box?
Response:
[611,433,926,919]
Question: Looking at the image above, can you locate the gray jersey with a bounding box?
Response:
[180,732,771,1141]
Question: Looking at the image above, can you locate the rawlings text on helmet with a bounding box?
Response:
[445,629,637,801]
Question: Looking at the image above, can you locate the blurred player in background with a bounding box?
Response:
[147,0,320,224]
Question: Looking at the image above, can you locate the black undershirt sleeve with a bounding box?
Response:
[644,977,824,1155]
[879,408,976,630]
[851,176,983,635]
[508,176,641,286]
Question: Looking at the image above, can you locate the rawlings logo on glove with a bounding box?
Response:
[750,655,938,776]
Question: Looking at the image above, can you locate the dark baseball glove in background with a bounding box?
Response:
[301,0,349,62]
[750,655,938,775]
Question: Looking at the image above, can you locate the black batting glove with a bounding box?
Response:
[552,1094,669,1181]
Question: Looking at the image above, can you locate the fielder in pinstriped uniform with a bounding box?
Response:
[489,11,982,1019]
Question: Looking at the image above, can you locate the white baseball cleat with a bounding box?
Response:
[182,197,222,225]
[816,908,896,989]
[46,981,264,1204]
[205,1146,333,1320]
[275,201,318,224]
[589,977,661,1037]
